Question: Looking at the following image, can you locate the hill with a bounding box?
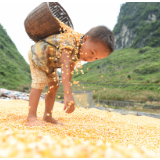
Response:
[71,46,160,102]
[73,46,160,84]
[113,2,160,50]
[0,24,31,90]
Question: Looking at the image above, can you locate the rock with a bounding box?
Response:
[106,108,138,116]
[22,86,29,92]
[137,112,160,119]
[114,24,136,50]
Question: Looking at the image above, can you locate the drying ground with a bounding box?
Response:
[0,100,160,158]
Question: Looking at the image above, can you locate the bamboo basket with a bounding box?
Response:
[24,2,74,42]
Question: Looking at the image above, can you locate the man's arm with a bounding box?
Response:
[61,49,75,113]
[61,49,72,94]
[70,61,76,84]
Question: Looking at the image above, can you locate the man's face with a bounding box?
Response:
[79,35,110,62]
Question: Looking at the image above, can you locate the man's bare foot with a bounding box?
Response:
[26,116,43,126]
[43,114,63,125]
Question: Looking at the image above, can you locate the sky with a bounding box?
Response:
[0,0,125,68]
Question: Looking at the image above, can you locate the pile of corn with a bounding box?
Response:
[0,100,160,158]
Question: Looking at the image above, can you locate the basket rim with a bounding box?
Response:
[46,2,59,25]
[47,2,74,29]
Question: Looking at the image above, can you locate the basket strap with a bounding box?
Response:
[35,36,58,49]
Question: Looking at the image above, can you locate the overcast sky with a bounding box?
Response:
[0,0,125,67]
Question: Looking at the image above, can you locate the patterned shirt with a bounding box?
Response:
[31,33,82,74]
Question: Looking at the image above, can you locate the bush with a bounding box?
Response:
[97,66,100,69]
[127,74,131,80]
[146,79,150,83]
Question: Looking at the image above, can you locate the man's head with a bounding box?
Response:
[79,26,115,62]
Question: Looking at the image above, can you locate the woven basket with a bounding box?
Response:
[24,2,74,42]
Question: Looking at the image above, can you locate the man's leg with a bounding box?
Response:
[26,88,43,126]
[27,50,47,126]
[43,81,62,125]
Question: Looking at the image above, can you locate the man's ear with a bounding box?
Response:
[82,35,88,43]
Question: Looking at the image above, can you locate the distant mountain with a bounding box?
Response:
[113,2,160,50]
[0,24,31,89]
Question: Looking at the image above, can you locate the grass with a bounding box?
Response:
[72,47,160,84]
[71,46,160,102]
[0,24,31,90]
[54,81,160,102]
[16,79,160,103]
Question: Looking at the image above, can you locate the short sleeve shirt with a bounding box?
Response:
[31,33,82,74]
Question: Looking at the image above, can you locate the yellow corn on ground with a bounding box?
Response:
[0,100,160,158]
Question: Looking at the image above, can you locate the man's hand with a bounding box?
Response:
[64,94,75,114]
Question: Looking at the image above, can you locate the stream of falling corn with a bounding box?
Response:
[0,100,160,158]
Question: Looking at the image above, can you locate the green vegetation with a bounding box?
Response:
[0,24,31,89]
[113,2,160,48]
[57,82,160,102]
[73,46,160,83]
[71,46,160,102]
